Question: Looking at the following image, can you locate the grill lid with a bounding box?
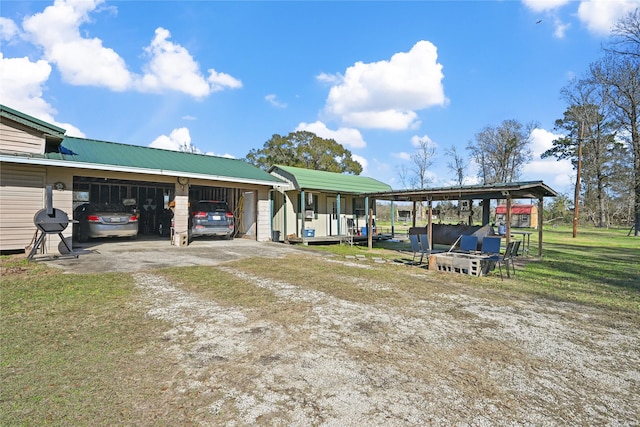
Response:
[34,208,69,233]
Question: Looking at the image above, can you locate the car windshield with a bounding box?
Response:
[196,202,228,213]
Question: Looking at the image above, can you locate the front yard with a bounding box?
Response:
[1,227,639,425]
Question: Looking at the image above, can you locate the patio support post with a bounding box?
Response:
[427,199,433,250]
[368,206,373,250]
[538,196,544,259]
[337,193,341,236]
[365,196,370,236]
[482,199,491,226]
[505,196,512,246]
[391,200,395,238]
[412,200,417,227]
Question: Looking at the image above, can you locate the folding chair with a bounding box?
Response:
[489,240,518,280]
[481,236,501,255]
[419,233,431,252]
[419,233,441,265]
[480,236,501,276]
[409,234,429,265]
[459,235,478,252]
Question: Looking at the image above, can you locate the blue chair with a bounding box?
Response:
[481,236,501,254]
[419,233,431,251]
[419,233,441,264]
[409,234,429,265]
[459,235,478,252]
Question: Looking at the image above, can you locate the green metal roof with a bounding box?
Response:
[0,104,66,136]
[270,165,391,194]
[46,136,284,185]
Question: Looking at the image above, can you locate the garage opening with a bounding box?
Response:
[73,177,258,240]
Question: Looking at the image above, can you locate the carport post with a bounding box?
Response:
[173,183,190,247]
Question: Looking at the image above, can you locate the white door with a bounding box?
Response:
[327,197,338,236]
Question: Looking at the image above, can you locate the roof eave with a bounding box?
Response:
[1,154,289,188]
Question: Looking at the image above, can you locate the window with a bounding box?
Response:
[298,193,318,220]
[353,198,365,217]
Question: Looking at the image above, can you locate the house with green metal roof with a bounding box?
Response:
[0,104,286,252]
[268,165,392,242]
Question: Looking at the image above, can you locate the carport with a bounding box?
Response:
[365,181,558,258]
[57,137,288,247]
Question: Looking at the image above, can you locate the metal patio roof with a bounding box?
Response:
[365,181,558,201]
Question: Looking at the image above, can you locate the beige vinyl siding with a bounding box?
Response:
[0,164,45,251]
[0,121,44,154]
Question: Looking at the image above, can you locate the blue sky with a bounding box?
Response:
[1,0,638,196]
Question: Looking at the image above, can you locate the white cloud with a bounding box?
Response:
[212,152,236,159]
[149,127,234,158]
[0,17,19,41]
[577,0,639,35]
[553,18,571,39]
[19,0,241,97]
[149,127,196,151]
[140,27,242,97]
[0,53,84,137]
[522,128,574,190]
[392,152,411,161]
[265,94,287,108]
[352,154,368,174]
[522,0,571,12]
[410,134,436,148]
[316,72,342,85]
[207,68,242,92]
[321,40,447,130]
[296,121,367,149]
[522,0,638,36]
[22,0,133,91]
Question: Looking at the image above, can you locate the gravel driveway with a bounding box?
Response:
[44,238,640,425]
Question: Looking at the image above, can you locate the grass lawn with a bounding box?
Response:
[308,225,640,313]
[1,225,638,425]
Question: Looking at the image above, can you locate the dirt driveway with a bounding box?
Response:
[42,238,640,425]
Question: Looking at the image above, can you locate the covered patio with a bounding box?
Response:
[365,181,558,259]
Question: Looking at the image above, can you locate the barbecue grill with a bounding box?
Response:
[27,185,77,261]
